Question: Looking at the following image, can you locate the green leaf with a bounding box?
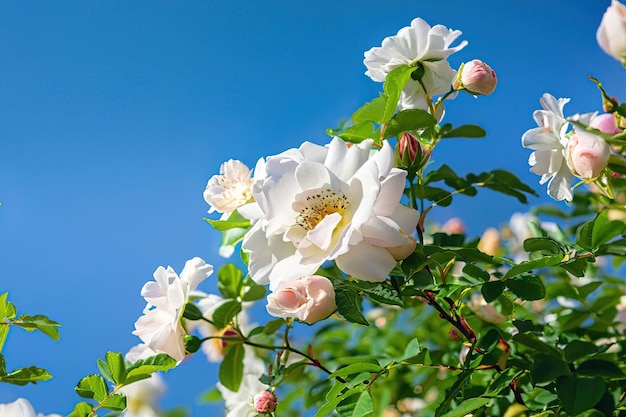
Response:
[591,210,626,249]
[334,286,368,325]
[350,391,374,417]
[335,121,376,143]
[506,274,546,301]
[104,352,126,385]
[462,264,490,281]
[219,344,244,391]
[352,280,403,307]
[0,293,8,320]
[0,366,53,385]
[204,217,250,231]
[381,65,415,123]
[398,338,421,362]
[0,325,8,354]
[556,375,606,416]
[577,359,623,378]
[439,398,491,417]
[576,218,595,251]
[212,299,242,329]
[434,369,474,416]
[441,124,486,139]
[563,340,598,363]
[14,314,61,341]
[352,97,387,124]
[125,354,177,385]
[330,363,382,379]
[182,302,204,321]
[481,281,504,303]
[503,255,562,279]
[76,374,110,401]
[101,393,127,411]
[529,354,569,384]
[67,402,94,417]
[262,318,285,334]
[217,263,244,299]
[241,283,267,302]
[512,333,562,358]
[524,237,563,254]
[383,109,436,138]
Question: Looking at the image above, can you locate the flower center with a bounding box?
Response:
[296,189,349,231]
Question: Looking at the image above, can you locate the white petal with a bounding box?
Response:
[336,241,397,282]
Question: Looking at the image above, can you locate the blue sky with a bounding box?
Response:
[0,0,624,415]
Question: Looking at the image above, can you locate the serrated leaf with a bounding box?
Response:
[556,375,606,416]
[352,97,387,124]
[15,314,60,341]
[383,109,436,138]
[100,393,126,411]
[219,344,244,391]
[67,402,94,417]
[0,366,53,385]
[76,374,109,401]
[441,124,486,139]
[212,299,242,329]
[125,354,176,385]
[334,287,368,325]
[381,65,415,123]
[336,121,375,143]
[105,352,126,385]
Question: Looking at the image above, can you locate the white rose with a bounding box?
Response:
[597,0,626,66]
[266,275,336,324]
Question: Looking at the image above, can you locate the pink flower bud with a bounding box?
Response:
[395,132,430,171]
[254,391,277,413]
[266,276,336,324]
[590,113,622,135]
[597,0,626,66]
[477,227,500,256]
[441,217,465,235]
[566,131,611,180]
[457,60,497,95]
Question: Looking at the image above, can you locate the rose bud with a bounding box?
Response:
[395,132,430,171]
[254,390,278,413]
[566,130,611,180]
[591,113,622,135]
[597,0,626,66]
[266,276,336,324]
[453,60,497,96]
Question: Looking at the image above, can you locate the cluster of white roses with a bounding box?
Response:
[522,0,626,202]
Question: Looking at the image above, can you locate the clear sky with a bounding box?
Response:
[0,0,624,415]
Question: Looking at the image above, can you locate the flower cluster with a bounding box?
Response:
[522,93,619,201]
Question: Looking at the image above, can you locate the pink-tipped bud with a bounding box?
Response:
[566,131,611,180]
[454,60,497,96]
[395,132,430,172]
[591,113,622,135]
[254,391,277,413]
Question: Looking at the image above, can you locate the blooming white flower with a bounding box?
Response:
[218,354,267,417]
[133,257,214,362]
[204,159,255,217]
[522,93,574,201]
[364,18,467,110]
[0,398,61,417]
[597,0,626,66]
[242,137,419,290]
